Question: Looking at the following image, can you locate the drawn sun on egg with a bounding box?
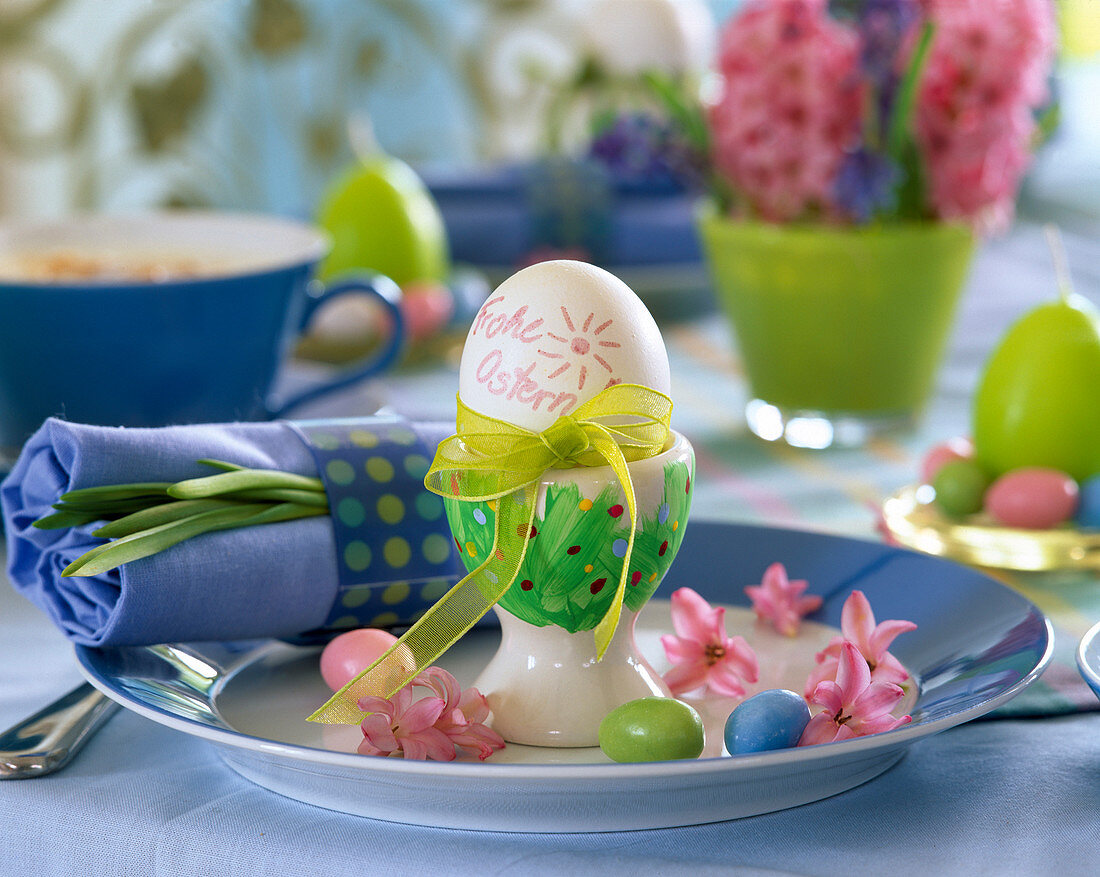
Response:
[536,306,623,391]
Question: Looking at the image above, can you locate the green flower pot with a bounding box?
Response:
[698,208,975,447]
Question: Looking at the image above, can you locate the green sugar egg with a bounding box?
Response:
[933,458,991,517]
[598,697,704,763]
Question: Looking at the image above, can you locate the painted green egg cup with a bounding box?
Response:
[444,430,695,746]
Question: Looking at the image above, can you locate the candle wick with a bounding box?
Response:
[347,114,380,163]
[1044,223,1074,305]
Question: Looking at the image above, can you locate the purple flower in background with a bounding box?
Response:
[856,0,920,83]
[830,0,921,142]
[587,112,704,189]
[589,113,662,177]
[834,147,899,223]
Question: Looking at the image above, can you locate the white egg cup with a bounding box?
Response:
[446,431,694,747]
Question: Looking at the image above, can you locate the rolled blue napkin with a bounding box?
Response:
[2,416,465,647]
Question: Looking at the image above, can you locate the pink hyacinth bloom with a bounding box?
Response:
[708,0,862,222]
[417,666,507,761]
[357,667,505,761]
[799,641,912,746]
[804,589,917,698]
[916,0,1056,232]
[358,687,454,761]
[661,587,759,697]
[744,561,823,637]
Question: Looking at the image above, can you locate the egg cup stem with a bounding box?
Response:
[474,606,670,747]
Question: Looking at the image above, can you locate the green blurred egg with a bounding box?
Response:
[598,697,704,763]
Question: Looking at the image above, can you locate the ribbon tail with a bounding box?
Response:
[308,484,538,724]
[588,427,639,661]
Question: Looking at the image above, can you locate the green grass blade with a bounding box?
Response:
[33,510,106,530]
[91,499,242,538]
[230,502,329,527]
[58,483,173,503]
[167,468,324,499]
[63,501,328,577]
[197,501,327,528]
[62,503,267,577]
[221,488,329,508]
[197,459,247,472]
[38,463,326,538]
[50,496,174,514]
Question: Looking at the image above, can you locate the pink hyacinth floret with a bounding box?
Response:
[661,587,759,698]
[357,666,505,761]
[803,589,916,698]
[799,641,912,746]
[708,0,862,222]
[744,561,823,637]
[868,500,901,547]
[915,0,1057,233]
[705,0,1056,230]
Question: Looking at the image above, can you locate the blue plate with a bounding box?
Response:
[1076,621,1100,700]
[77,521,1052,832]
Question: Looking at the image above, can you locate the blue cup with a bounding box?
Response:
[0,211,405,464]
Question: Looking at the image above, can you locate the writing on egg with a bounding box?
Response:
[475,352,578,414]
[470,296,544,343]
[470,296,627,419]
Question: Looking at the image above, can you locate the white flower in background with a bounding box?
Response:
[470,0,716,161]
[581,0,716,78]
[471,1,587,160]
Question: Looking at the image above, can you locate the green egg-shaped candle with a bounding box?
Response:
[972,293,1100,482]
[317,151,449,286]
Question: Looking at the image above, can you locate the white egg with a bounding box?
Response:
[458,260,670,431]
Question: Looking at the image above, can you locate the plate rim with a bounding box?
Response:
[75,520,1055,785]
[79,622,1052,783]
[1076,619,1100,696]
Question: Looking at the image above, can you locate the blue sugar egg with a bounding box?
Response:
[1077,476,1100,529]
[724,689,811,755]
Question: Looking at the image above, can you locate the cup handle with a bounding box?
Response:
[266,273,406,419]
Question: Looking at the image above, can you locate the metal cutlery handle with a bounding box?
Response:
[0,682,119,779]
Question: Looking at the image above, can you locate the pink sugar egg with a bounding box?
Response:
[920,437,975,484]
[985,467,1080,529]
[320,628,401,691]
[401,281,454,340]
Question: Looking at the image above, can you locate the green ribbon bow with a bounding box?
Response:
[309,382,672,724]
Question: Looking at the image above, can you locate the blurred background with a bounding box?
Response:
[0,0,1095,228]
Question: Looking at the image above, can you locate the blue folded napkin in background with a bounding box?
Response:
[1,416,464,647]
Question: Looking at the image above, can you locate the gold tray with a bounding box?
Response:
[882,484,1100,572]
